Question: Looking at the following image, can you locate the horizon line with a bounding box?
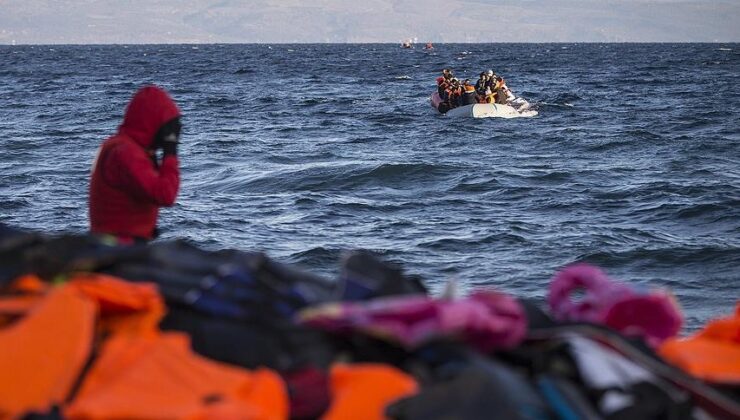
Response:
[2,41,739,46]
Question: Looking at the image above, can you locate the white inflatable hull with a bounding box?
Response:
[430,92,537,118]
[446,103,536,118]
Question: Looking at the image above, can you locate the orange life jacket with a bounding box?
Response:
[0,284,95,418]
[321,363,419,420]
[65,333,287,420]
[659,303,740,384]
[0,274,289,420]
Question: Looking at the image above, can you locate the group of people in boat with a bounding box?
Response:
[435,68,514,113]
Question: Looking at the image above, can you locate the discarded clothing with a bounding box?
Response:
[565,334,691,417]
[298,290,526,352]
[548,263,682,347]
[2,225,738,419]
[335,250,427,301]
[387,356,550,420]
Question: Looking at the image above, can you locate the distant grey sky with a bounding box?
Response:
[1,0,738,44]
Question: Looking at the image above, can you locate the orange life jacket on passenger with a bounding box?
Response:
[447,87,461,105]
[486,91,497,103]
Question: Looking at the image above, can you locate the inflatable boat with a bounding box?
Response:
[430,92,537,118]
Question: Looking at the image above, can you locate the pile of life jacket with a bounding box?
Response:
[0,223,738,419]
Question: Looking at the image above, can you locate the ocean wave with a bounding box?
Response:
[451,176,502,192]
[522,170,572,183]
[418,232,529,251]
[299,97,331,106]
[364,114,416,125]
[547,93,583,105]
[285,246,342,269]
[204,96,242,106]
[0,196,33,211]
[583,139,635,153]
[346,136,384,144]
[361,162,456,182]
[675,201,740,222]
[328,200,415,213]
[207,162,463,194]
[580,244,740,269]
[623,129,664,141]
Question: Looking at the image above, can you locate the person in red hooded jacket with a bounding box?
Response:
[89,85,181,242]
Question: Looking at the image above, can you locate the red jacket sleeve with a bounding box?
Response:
[107,144,180,206]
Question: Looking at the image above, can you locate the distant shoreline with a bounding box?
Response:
[1,41,738,46]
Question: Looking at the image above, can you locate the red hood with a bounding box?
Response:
[118,86,180,149]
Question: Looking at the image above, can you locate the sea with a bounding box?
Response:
[0,43,738,331]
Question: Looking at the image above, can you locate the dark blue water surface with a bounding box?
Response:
[1,43,738,329]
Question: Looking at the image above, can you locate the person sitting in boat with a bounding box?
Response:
[500,83,517,104]
[475,72,489,102]
[436,77,458,113]
[485,69,497,90]
[436,68,453,84]
[460,80,478,106]
[480,70,510,104]
[492,76,511,105]
[436,69,454,99]
[475,72,487,93]
[437,78,447,99]
[446,78,462,109]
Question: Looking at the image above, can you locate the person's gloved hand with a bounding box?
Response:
[154,117,182,156]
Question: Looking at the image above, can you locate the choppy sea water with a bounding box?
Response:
[0,43,738,330]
